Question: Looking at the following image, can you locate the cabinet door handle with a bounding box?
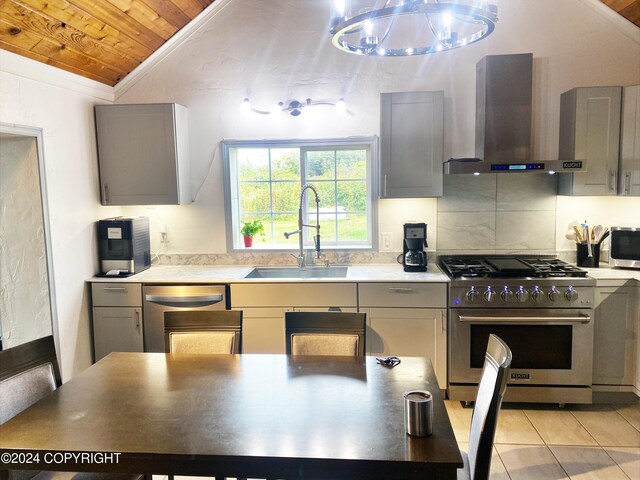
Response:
[624,171,631,195]
[609,171,617,193]
[103,287,127,292]
[388,287,414,293]
[103,183,110,204]
[384,174,387,197]
[134,309,140,333]
[440,311,446,334]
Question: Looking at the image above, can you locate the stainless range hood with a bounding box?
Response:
[444,53,587,174]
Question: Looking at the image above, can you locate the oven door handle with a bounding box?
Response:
[457,314,591,324]
[144,294,224,307]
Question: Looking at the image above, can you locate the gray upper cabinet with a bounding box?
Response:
[95,103,191,205]
[558,87,622,196]
[380,91,444,198]
[619,85,640,196]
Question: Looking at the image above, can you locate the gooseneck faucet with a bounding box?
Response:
[284,183,321,267]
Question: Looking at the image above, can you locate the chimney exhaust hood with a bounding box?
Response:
[444,53,587,175]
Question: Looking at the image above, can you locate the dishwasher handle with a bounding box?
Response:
[144,294,224,307]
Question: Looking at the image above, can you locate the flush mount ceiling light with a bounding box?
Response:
[330,0,498,57]
[239,98,349,116]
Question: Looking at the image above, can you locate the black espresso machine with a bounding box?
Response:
[403,222,427,272]
[97,216,150,277]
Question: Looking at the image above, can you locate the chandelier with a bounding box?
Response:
[240,98,348,116]
[330,0,498,57]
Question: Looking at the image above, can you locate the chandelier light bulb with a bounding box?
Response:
[441,11,452,28]
[270,102,284,115]
[239,98,251,114]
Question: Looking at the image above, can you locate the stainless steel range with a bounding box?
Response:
[439,255,595,405]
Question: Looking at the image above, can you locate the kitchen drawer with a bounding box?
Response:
[92,283,142,307]
[231,283,357,308]
[359,283,446,308]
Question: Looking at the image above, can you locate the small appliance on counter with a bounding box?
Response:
[609,226,640,270]
[97,217,150,277]
[403,222,428,272]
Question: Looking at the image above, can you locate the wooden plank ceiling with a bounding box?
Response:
[0,0,215,86]
[602,0,640,26]
[0,0,638,87]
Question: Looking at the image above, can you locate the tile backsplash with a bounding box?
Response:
[437,174,558,254]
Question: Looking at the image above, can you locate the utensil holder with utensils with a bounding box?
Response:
[577,243,600,268]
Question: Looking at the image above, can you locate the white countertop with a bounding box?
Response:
[89,264,450,284]
[88,263,640,285]
[583,264,640,283]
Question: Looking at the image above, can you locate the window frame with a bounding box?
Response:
[222,137,379,252]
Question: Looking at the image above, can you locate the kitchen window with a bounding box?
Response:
[222,138,378,251]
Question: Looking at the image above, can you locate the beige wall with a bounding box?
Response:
[116,0,640,255]
[0,136,52,347]
[0,0,639,378]
[0,53,120,380]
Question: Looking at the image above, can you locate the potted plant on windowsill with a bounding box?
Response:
[240,219,264,248]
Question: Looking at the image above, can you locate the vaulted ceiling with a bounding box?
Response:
[0,0,638,87]
[603,0,640,26]
[0,0,216,86]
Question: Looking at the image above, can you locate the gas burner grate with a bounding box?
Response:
[438,255,588,279]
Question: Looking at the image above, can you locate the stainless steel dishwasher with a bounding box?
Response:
[143,285,229,352]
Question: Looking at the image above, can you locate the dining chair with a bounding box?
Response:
[164,310,243,354]
[458,334,512,480]
[164,311,244,480]
[285,311,366,356]
[0,335,144,480]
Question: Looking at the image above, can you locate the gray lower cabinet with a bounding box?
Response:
[593,284,638,386]
[558,86,623,196]
[619,85,640,196]
[380,91,444,198]
[91,283,143,361]
[95,103,191,205]
[359,283,448,387]
[230,283,358,354]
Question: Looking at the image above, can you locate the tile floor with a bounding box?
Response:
[445,400,640,479]
[157,401,640,480]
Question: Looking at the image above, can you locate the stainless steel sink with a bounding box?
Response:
[244,266,349,279]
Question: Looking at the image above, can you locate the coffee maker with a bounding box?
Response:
[403,223,428,272]
[97,217,151,277]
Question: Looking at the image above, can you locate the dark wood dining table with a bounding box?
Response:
[0,353,462,480]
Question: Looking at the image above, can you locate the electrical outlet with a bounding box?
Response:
[160,224,169,244]
[380,232,393,252]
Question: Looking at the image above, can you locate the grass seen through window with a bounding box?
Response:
[226,139,374,250]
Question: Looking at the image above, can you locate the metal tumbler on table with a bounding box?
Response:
[403,390,433,437]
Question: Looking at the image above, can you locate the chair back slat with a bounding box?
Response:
[467,334,512,480]
[164,310,243,354]
[285,312,366,356]
[0,335,60,425]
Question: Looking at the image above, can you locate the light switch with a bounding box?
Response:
[380,232,393,252]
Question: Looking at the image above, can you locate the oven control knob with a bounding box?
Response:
[484,287,497,303]
[466,287,480,303]
[548,286,559,301]
[531,286,544,302]
[565,286,579,302]
[500,286,513,302]
[516,286,529,302]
